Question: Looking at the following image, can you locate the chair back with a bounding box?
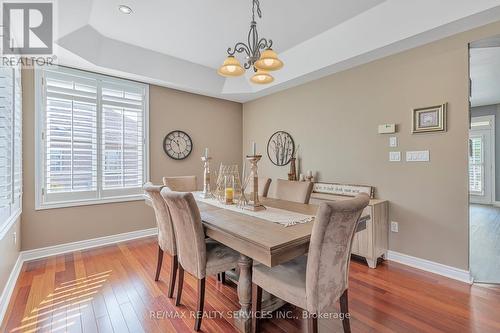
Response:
[305,193,369,313]
[246,177,272,198]
[143,183,176,255]
[161,189,207,279]
[275,179,313,204]
[163,176,197,192]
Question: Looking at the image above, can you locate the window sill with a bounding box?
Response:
[35,195,146,211]
[0,208,21,240]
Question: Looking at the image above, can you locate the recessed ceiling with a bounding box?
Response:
[55,0,500,102]
[87,0,384,69]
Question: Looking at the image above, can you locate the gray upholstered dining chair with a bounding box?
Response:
[143,183,178,298]
[161,189,240,331]
[246,177,272,198]
[274,179,314,204]
[163,175,197,192]
[251,193,370,333]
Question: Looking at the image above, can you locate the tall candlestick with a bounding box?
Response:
[200,156,214,198]
[244,154,265,211]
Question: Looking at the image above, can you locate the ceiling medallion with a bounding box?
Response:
[218,0,283,84]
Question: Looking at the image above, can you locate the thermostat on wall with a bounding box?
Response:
[378,124,396,134]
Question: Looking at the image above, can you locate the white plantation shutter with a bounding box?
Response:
[13,66,22,212]
[0,67,14,223]
[469,136,483,195]
[101,81,145,197]
[38,66,148,207]
[0,65,21,231]
[43,70,98,202]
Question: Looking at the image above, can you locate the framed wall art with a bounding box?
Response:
[412,103,447,133]
[267,131,295,166]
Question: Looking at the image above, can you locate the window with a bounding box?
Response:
[469,136,484,195]
[36,66,149,209]
[0,65,22,235]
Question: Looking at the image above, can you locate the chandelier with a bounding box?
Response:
[218,0,283,84]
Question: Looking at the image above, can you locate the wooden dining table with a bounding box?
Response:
[146,194,367,333]
[198,197,318,333]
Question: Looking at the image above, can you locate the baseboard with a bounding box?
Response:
[21,227,158,262]
[386,250,473,284]
[0,254,23,326]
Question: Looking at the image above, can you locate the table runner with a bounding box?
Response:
[196,194,315,227]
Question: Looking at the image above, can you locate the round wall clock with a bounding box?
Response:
[267,131,295,166]
[163,130,193,160]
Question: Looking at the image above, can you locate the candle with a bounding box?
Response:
[299,173,305,181]
[204,148,209,158]
[307,170,313,177]
[252,142,256,155]
[225,187,234,203]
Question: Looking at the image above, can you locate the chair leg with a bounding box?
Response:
[251,283,262,333]
[194,278,206,331]
[167,255,178,298]
[154,246,164,281]
[340,289,351,333]
[307,315,318,333]
[220,272,226,284]
[175,265,184,306]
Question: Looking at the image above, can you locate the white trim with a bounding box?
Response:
[0,209,21,240]
[0,254,23,326]
[387,250,473,284]
[35,194,145,211]
[21,227,158,262]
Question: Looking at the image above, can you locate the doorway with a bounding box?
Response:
[469,36,500,283]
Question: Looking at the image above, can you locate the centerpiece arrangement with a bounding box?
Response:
[200,143,265,211]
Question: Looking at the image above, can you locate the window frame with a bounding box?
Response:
[35,66,150,210]
[0,65,22,239]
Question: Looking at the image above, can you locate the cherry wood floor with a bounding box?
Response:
[2,237,500,333]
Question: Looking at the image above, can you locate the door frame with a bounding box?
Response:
[469,115,495,205]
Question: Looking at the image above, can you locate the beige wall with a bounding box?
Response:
[0,218,20,295]
[243,21,500,270]
[21,68,242,250]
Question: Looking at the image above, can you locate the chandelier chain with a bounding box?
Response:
[252,0,262,21]
[227,0,272,70]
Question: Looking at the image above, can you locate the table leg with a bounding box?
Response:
[235,254,252,333]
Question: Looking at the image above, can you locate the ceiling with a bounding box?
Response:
[470,37,500,107]
[54,0,500,103]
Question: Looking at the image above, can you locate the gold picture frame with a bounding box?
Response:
[412,103,447,133]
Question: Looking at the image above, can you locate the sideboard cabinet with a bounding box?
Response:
[310,189,389,268]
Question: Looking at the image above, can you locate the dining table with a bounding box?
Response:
[146,193,369,333]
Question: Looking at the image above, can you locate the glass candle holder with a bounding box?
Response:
[224,175,235,204]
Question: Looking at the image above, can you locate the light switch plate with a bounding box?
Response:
[389,136,398,147]
[389,151,401,162]
[406,150,430,162]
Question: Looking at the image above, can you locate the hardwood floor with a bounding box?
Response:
[470,204,500,283]
[2,237,500,333]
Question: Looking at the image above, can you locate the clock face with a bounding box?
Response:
[163,130,193,160]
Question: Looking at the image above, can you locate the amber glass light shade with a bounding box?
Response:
[250,70,274,84]
[254,49,283,71]
[218,56,245,77]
